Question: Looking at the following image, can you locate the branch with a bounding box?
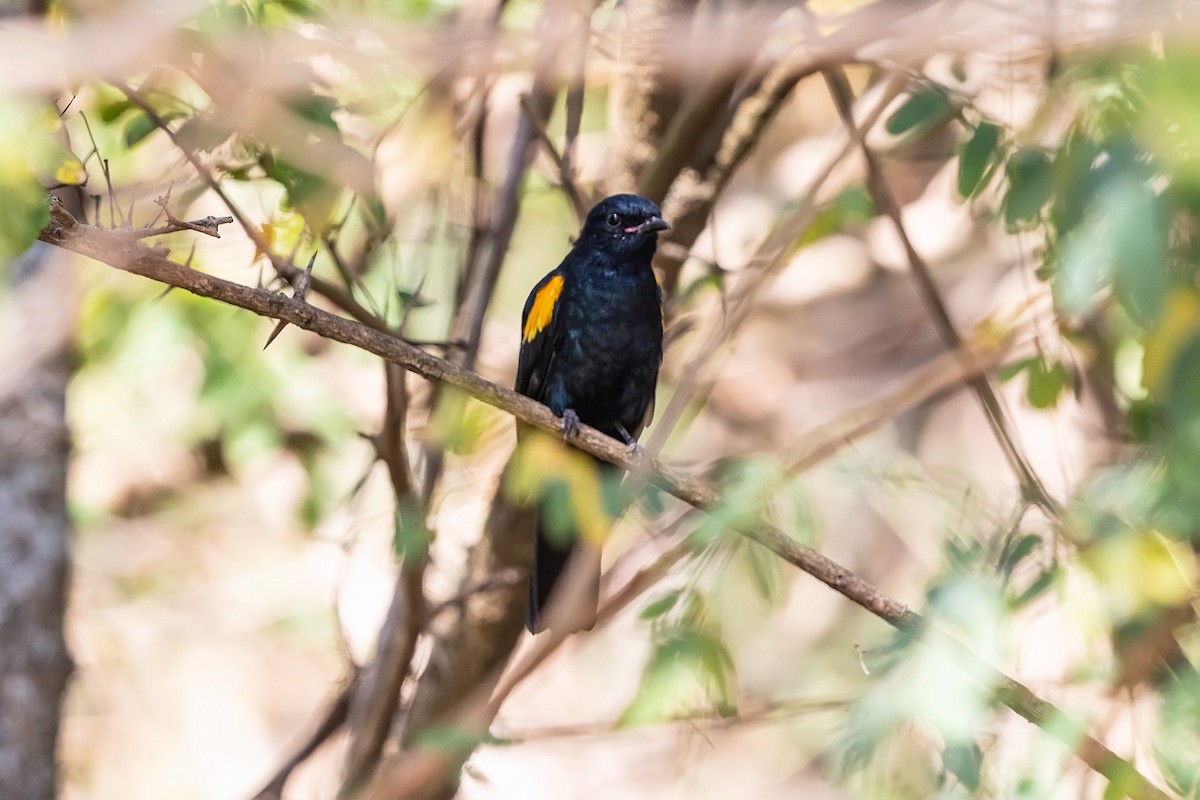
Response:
[250,673,358,800]
[343,361,427,793]
[117,83,392,334]
[493,694,853,742]
[40,200,1172,800]
[133,214,233,239]
[818,66,1063,520]
[518,93,589,222]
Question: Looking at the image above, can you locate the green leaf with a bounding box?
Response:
[886,86,955,137]
[957,121,1003,198]
[998,356,1036,383]
[743,540,782,604]
[1049,135,1103,233]
[942,741,983,791]
[997,533,1041,578]
[1154,671,1200,796]
[1002,147,1053,229]
[1165,334,1200,487]
[175,115,230,152]
[0,172,48,262]
[393,500,430,561]
[97,97,133,123]
[1108,174,1167,327]
[123,111,159,148]
[620,628,737,726]
[1007,567,1058,610]
[1025,358,1066,409]
[691,458,781,548]
[639,590,683,621]
[289,93,339,131]
[1056,150,1167,325]
[412,726,497,753]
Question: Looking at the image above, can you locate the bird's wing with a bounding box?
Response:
[516,269,567,401]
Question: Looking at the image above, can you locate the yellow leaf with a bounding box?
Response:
[1143,289,1200,394]
[54,159,86,186]
[1083,529,1197,617]
[507,432,614,546]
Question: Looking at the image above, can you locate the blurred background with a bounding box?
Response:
[1,0,1199,798]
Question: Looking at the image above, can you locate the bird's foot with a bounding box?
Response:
[615,424,644,460]
[561,409,581,441]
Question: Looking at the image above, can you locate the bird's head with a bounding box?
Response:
[578,194,669,258]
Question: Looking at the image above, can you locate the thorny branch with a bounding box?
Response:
[40,199,1173,800]
[117,83,392,334]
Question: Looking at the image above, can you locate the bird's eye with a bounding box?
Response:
[606,212,621,227]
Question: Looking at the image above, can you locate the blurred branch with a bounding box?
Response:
[343,362,426,793]
[647,0,939,295]
[784,325,1025,473]
[494,694,853,742]
[42,198,1173,800]
[819,66,1063,520]
[366,530,695,800]
[450,0,577,372]
[250,673,359,800]
[644,73,905,455]
[398,6,592,767]
[117,83,393,334]
[518,93,589,221]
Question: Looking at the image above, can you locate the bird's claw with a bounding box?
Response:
[615,423,643,460]
[561,409,582,441]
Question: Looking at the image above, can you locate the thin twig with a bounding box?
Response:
[643,74,905,456]
[342,360,426,793]
[517,93,589,222]
[41,201,1172,800]
[135,214,235,239]
[493,694,853,742]
[819,66,1062,520]
[250,672,359,800]
[117,83,392,334]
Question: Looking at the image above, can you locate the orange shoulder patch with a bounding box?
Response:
[523,274,564,342]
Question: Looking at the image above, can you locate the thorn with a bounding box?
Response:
[853,644,870,676]
[151,284,176,303]
[264,252,316,350]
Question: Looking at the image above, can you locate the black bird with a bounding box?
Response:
[516,194,668,633]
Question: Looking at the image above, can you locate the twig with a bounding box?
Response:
[41,201,1173,800]
[343,359,427,793]
[819,66,1063,520]
[135,214,235,239]
[642,74,905,456]
[117,82,392,334]
[263,252,315,349]
[493,694,853,742]
[424,570,523,623]
[783,326,1024,473]
[517,93,589,222]
[75,110,116,227]
[250,673,359,800]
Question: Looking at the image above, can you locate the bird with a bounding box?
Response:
[516,193,668,633]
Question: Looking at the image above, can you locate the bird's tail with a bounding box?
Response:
[526,454,610,633]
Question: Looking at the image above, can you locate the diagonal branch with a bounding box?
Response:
[40,200,1171,800]
[819,67,1063,520]
[118,83,392,334]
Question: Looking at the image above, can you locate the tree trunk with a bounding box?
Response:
[0,240,75,800]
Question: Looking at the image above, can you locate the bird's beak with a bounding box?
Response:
[638,216,670,234]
